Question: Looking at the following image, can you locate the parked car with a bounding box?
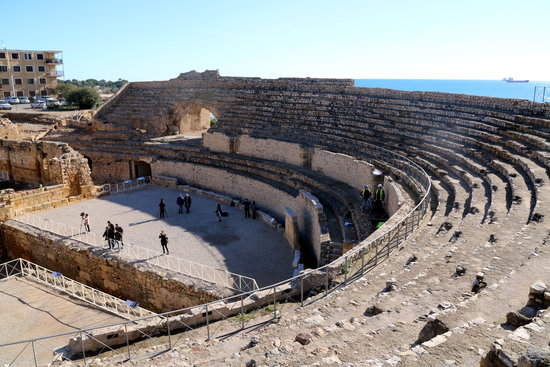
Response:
[18,97,30,104]
[6,97,20,104]
[0,102,12,110]
[31,101,46,109]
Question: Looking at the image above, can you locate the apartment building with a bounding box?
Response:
[0,49,64,98]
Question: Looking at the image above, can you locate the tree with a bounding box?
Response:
[52,82,77,99]
[66,87,102,109]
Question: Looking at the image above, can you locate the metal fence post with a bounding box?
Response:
[205,305,210,340]
[344,257,348,284]
[80,331,87,365]
[240,294,245,329]
[167,316,172,349]
[300,275,304,307]
[273,286,277,319]
[361,249,365,274]
[124,324,131,360]
[31,340,38,367]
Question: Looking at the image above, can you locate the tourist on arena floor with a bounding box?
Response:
[184,193,192,214]
[159,198,167,218]
[114,224,124,249]
[251,200,257,219]
[215,202,223,222]
[103,223,115,249]
[244,199,251,218]
[361,185,372,212]
[176,194,184,214]
[159,230,169,254]
[84,213,91,232]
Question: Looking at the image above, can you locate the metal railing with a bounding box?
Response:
[1,145,432,367]
[97,176,151,195]
[0,258,156,320]
[13,214,258,293]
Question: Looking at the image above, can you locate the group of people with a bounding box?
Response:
[102,221,124,249]
[360,184,386,213]
[158,194,193,218]
[242,199,257,219]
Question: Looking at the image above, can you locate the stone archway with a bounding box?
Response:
[168,102,222,135]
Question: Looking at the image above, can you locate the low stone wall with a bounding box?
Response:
[1,221,227,313]
[236,135,305,167]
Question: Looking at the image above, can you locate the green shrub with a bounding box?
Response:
[66,87,101,109]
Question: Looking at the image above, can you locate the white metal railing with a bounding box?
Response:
[0,259,22,280]
[17,258,156,320]
[98,176,151,195]
[13,214,258,293]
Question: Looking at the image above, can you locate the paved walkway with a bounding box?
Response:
[32,186,294,287]
[0,277,124,366]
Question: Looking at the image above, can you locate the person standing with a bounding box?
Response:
[114,224,124,249]
[83,213,91,232]
[159,198,167,218]
[251,200,257,219]
[215,202,223,222]
[243,199,251,218]
[159,231,169,255]
[374,184,386,210]
[176,194,184,214]
[361,185,372,212]
[183,193,192,214]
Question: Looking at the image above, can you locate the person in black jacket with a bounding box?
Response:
[183,193,192,214]
[176,194,184,214]
[159,198,167,218]
[159,231,169,255]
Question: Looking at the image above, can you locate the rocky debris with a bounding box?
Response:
[405,254,417,266]
[445,251,453,262]
[455,265,467,276]
[436,222,453,236]
[295,333,312,345]
[384,278,397,292]
[364,305,385,316]
[245,360,257,367]
[472,272,487,293]
[241,336,260,351]
[517,346,550,367]
[449,230,462,243]
[506,311,534,328]
[480,339,517,367]
[416,318,449,344]
[489,233,498,243]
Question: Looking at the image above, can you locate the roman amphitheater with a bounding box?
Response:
[0,70,549,367]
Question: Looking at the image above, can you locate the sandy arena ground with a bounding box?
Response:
[26,186,294,287]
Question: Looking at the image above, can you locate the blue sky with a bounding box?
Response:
[3,0,549,81]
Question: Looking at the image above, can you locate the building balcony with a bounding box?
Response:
[45,58,63,64]
[46,71,64,77]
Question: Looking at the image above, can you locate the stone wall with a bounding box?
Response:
[1,221,225,312]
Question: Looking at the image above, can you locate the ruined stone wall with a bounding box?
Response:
[1,221,223,312]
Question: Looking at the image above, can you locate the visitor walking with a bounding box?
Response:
[183,193,192,214]
[83,214,91,232]
[361,185,372,212]
[215,202,223,222]
[159,231,169,255]
[176,194,184,214]
[103,222,115,249]
[243,199,251,218]
[114,224,124,249]
[159,198,167,218]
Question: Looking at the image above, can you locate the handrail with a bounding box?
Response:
[97,176,152,195]
[0,144,431,366]
[12,213,258,293]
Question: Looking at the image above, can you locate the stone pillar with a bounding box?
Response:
[284,206,299,250]
[301,146,313,168]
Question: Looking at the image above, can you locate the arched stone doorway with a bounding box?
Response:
[83,155,93,171]
[134,161,151,178]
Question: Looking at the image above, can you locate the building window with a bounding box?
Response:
[36,54,44,60]
[24,53,32,60]
[1,79,9,85]
[13,66,21,72]
[39,78,47,84]
[11,53,19,60]
[16,91,24,97]
[38,66,45,72]
[14,79,22,85]
[26,66,34,72]
[0,52,5,59]
[27,78,35,85]
[40,90,48,96]
[29,91,36,97]
[0,66,7,72]
[3,92,10,97]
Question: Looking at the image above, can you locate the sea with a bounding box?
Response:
[354,79,550,102]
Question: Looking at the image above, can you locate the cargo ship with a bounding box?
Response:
[503,77,529,83]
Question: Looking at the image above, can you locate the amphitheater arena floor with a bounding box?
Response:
[26,186,295,287]
[0,277,125,366]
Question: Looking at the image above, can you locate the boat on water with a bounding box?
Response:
[502,77,529,83]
